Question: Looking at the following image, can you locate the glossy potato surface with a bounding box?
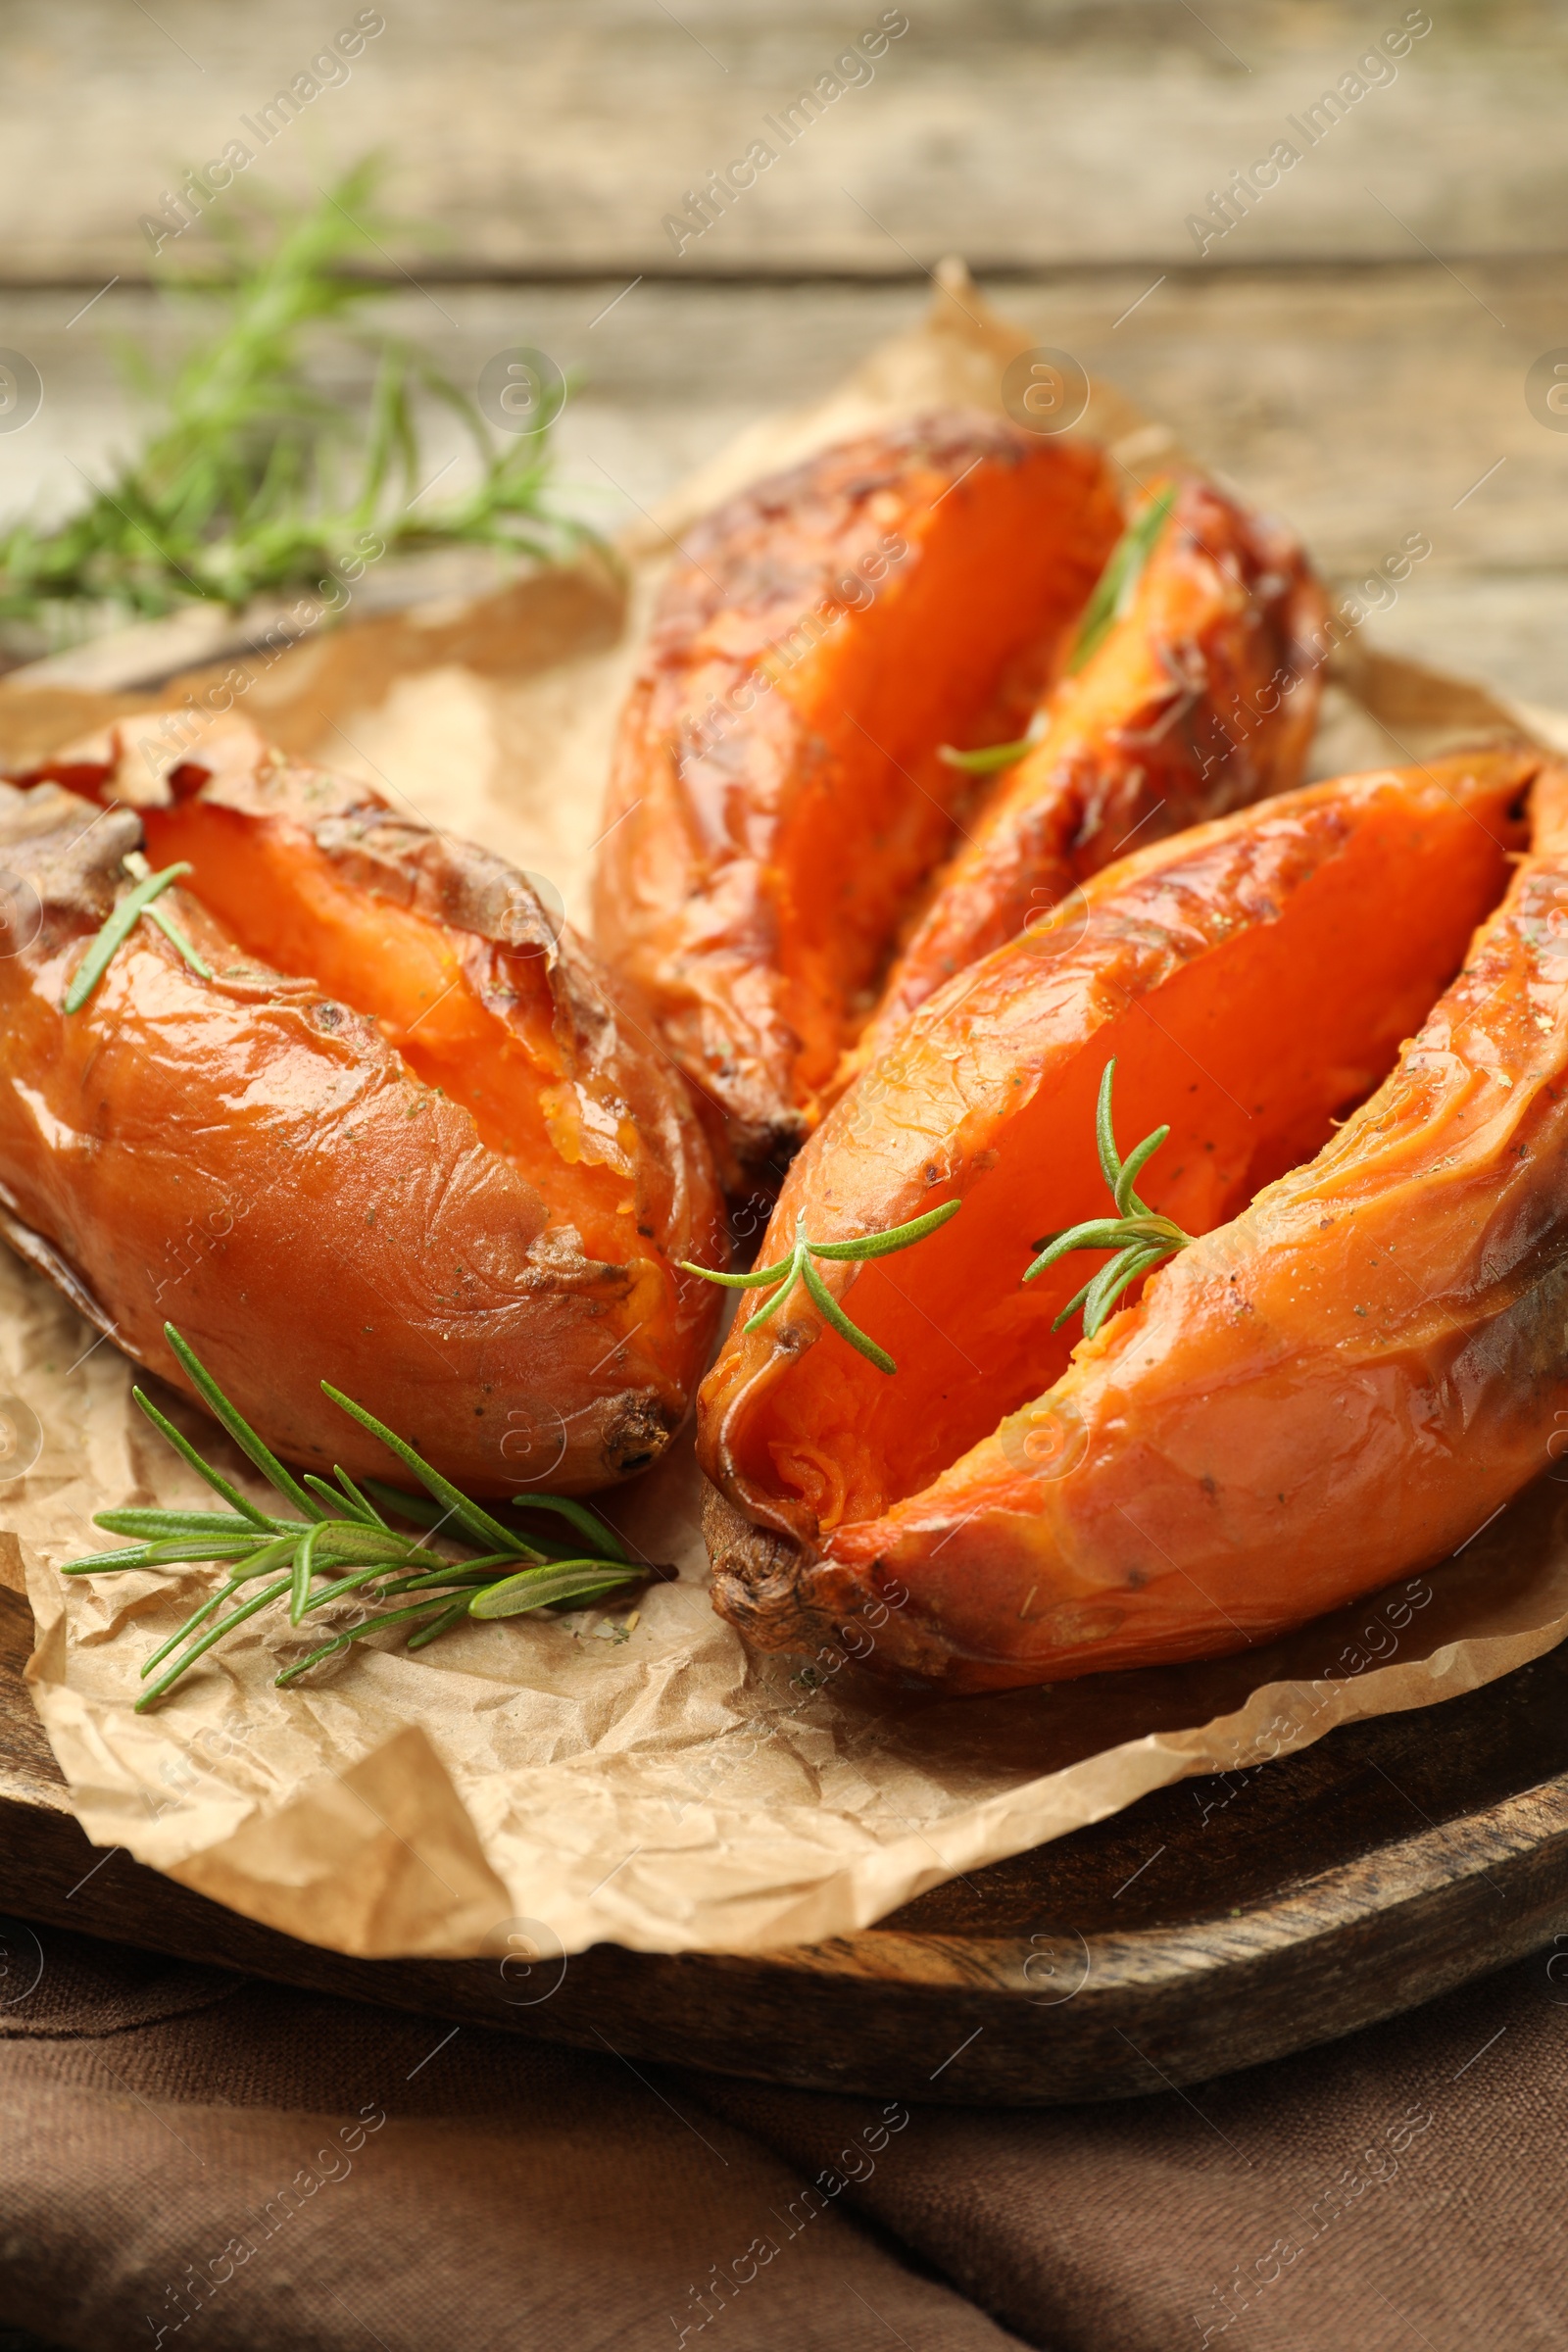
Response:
[700,748,1548,1687]
[0,720,723,1494]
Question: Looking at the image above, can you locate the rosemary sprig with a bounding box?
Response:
[60,1324,647,1710]
[938,719,1046,776]
[0,163,578,637]
[64,853,214,1013]
[937,481,1179,773]
[1024,1058,1193,1337]
[1064,481,1178,674]
[122,851,217,981]
[681,1200,960,1375]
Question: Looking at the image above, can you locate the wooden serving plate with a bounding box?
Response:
[2,1579,1566,2106]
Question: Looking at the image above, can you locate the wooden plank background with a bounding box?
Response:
[4,1,1567,278]
[0,0,1564,701]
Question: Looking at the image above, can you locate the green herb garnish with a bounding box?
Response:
[1064,481,1178,674]
[60,1324,646,1710]
[122,852,217,984]
[681,1200,960,1375]
[937,482,1179,775]
[64,855,214,1012]
[938,723,1044,776]
[1024,1058,1192,1336]
[0,162,578,634]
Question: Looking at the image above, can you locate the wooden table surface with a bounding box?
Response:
[0,2,1564,703]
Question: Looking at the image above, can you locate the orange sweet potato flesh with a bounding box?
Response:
[837,473,1328,1089]
[699,747,1551,1689]
[591,411,1124,1187]
[0,719,723,1495]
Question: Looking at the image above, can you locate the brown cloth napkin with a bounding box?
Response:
[0,1921,1560,2352]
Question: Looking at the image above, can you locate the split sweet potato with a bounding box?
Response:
[0,717,723,1494]
[839,472,1328,1087]
[700,746,1554,1689]
[591,411,1125,1187]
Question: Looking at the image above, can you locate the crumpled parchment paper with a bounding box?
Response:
[3,266,1565,1962]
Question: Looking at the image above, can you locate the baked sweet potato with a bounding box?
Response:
[591,411,1124,1187]
[699,746,1552,1689]
[838,472,1328,1087]
[0,717,723,1494]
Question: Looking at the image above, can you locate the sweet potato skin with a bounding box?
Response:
[840,474,1329,1084]
[0,734,723,1495]
[591,411,1124,1186]
[698,748,1549,1688]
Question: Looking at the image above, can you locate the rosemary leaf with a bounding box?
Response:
[1026,1058,1194,1336]
[60,1544,182,1577]
[163,1326,322,1520]
[1066,482,1179,674]
[274,1595,464,1689]
[682,1199,959,1375]
[95,1506,285,1541]
[742,1276,801,1336]
[140,1538,296,1677]
[808,1200,961,1260]
[501,1494,632,1564]
[332,1466,391,1528]
[289,1517,327,1625]
[1113,1124,1171,1216]
[135,1573,296,1712]
[64,862,195,1014]
[937,734,1038,774]
[320,1383,516,1552]
[675,1252,794,1291]
[294,1551,472,1615]
[1027,1219,1138,1274]
[1073,1242,1158,1338]
[61,1534,267,1574]
[301,1472,367,1522]
[127,1386,280,1529]
[122,852,215,984]
[468,1560,640,1619]
[801,1253,897,1374]
[933,488,1177,774]
[141,1576,248,1681]
[362,1478,552,1563]
[406,1598,472,1650]
[358,1480,448,1531]
[364,1482,625,1565]
[369,1565,519,1600]
[142,899,216,981]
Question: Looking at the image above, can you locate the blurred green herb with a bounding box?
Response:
[0,161,580,629]
[937,721,1046,776]
[61,1324,648,1710]
[1064,479,1178,674]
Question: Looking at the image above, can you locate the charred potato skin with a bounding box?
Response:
[698,751,1559,1690]
[701,1481,962,1685]
[591,410,1125,1189]
[0,746,724,1496]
